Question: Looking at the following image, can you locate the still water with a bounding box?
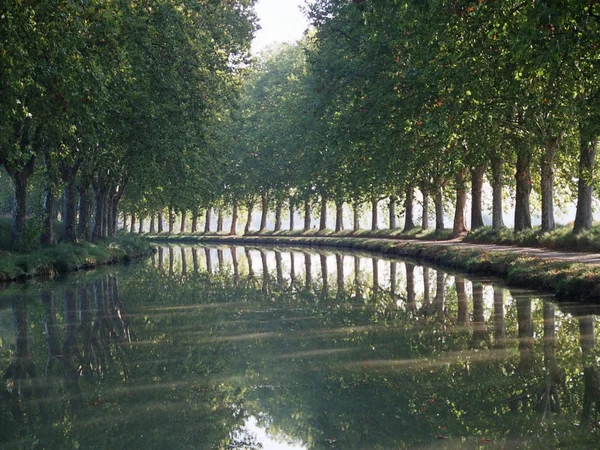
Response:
[1,244,600,449]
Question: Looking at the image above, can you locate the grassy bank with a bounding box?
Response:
[147,232,600,303]
[0,231,154,282]
[464,225,600,252]
[146,223,600,251]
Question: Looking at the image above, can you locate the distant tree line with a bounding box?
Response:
[136,0,599,238]
[4,1,600,245]
[0,0,256,249]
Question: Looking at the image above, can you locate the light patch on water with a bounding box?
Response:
[243,416,306,450]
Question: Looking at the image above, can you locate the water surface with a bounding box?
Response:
[1,244,599,449]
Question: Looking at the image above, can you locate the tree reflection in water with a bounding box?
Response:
[1,244,599,449]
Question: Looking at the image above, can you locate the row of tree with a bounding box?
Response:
[0,0,256,248]
[4,1,600,245]
[122,0,600,237]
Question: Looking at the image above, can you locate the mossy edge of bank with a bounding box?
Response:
[0,235,155,283]
[148,233,600,303]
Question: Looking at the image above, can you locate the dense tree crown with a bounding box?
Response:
[2,0,600,245]
[0,0,256,247]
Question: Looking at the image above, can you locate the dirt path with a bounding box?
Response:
[387,238,600,265]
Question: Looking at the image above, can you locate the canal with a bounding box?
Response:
[1,244,599,449]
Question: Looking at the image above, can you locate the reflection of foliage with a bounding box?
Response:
[1,245,600,449]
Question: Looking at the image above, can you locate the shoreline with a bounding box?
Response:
[0,236,155,283]
[147,233,600,303]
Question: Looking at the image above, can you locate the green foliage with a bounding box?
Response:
[17,217,44,253]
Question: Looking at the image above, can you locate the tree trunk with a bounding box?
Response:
[493,286,506,348]
[573,134,598,234]
[421,188,429,230]
[434,272,445,318]
[231,247,239,282]
[129,213,136,234]
[337,254,344,293]
[180,210,187,233]
[305,253,312,289]
[422,268,430,306]
[168,207,175,233]
[403,184,415,232]
[230,200,238,235]
[389,196,397,230]
[472,282,487,348]
[541,136,559,232]
[78,185,91,241]
[93,184,106,239]
[245,203,253,234]
[62,176,79,243]
[371,258,378,295]
[452,168,469,236]
[246,248,254,279]
[517,299,534,371]
[578,315,598,428]
[304,199,311,231]
[469,165,485,230]
[289,198,295,231]
[150,215,156,233]
[206,248,215,274]
[181,247,187,277]
[491,151,505,229]
[11,168,33,247]
[138,216,144,234]
[274,200,282,232]
[260,192,268,231]
[319,196,327,231]
[204,207,212,233]
[101,190,110,238]
[41,149,58,246]
[434,185,445,231]
[105,188,114,237]
[353,202,360,232]
[217,208,224,232]
[371,198,379,231]
[390,261,397,298]
[157,210,164,233]
[321,254,329,295]
[261,250,269,293]
[353,256,360,293]
[191,209,199,233]
[169,247,175,276]
[543,303,558,379]
[456,277,468,326]
[122,211,128,232]
[514,152,532,232]
[290,252,296,283]
[110,188,122,237]
[41,180,57,246]
[335,201,344,232]
[406,263,416,311]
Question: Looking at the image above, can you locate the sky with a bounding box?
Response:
[251,0,310,54]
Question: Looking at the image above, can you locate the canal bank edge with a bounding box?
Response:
[0,235,155,283]
[148,234,600,304]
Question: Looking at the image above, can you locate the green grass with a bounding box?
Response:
[0,217,154,282]
[464,224,600,252]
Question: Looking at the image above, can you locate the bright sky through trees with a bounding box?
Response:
[251,0,309,53]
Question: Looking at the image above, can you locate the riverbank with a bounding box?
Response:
[147,232,600,303]
[0,234,155,282]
